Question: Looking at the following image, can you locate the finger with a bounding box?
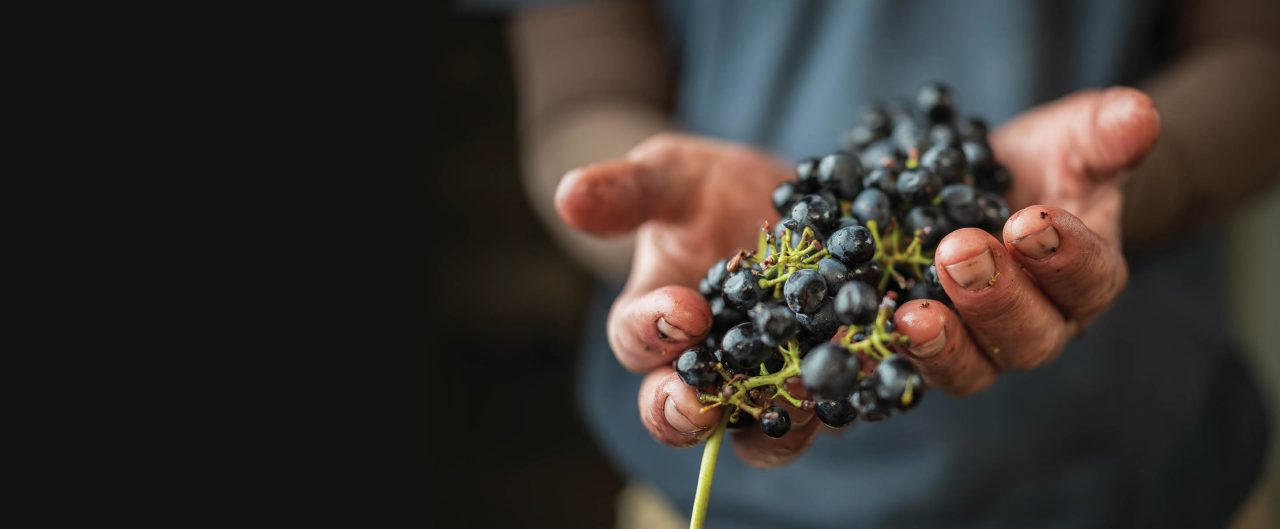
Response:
[608,285,711,372]
[555,133,727,237]
[934,228,1069,371]
[995,87,1160,207]
[639,367,723,448]
[893,299,999,396]
[1003,206,1128,326]
[730,378,819,468]
[554,159,683,236]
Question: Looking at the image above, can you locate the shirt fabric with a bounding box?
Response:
[488,0,1271,527]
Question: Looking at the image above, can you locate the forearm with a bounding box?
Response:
[1125,0,1280,250]
[509,1,673,282]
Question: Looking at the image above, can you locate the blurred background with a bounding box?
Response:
[429,4,1280,528]
[428,5,621,529]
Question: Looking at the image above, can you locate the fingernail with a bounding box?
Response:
[943,248,996,291]
[665,396,705,435]
[908,327,947,358]
[657,317,691,342]
[1012,225,1060,259]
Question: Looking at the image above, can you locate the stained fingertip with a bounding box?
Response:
[554,160,651,236]
[935,229,1000,292]
[1004,206,1061,260]
[651,286,712,343]
[894,300,948,359]
[640,369,722,448]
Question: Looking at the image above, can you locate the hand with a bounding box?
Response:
[892,87,1161,394]
[556,134,819,467]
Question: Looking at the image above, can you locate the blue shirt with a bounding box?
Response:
[482,0,1269,526]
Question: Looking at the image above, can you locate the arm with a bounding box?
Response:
[509,1,672,282]
[1125,0,1280,249]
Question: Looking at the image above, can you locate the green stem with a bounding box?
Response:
[689,415,730,529]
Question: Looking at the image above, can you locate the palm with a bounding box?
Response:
[622,136,792,295]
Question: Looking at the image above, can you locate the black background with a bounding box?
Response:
[429,6,624,528]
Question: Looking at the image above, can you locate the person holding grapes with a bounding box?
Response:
[492,0,1280,527]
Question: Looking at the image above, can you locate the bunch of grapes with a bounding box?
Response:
[680,82,1012,528]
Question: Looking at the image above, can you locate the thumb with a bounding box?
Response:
[554,159,686,236]
[555,134,712,236]
[995,87,1161,182]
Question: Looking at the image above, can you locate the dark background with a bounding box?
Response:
[429,6,624,529]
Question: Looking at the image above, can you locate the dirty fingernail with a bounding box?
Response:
[943,248,996,291]
[908,327,947,358]
[664,396,705,435]
[1012,225,1060,259]
[657,317,692,342]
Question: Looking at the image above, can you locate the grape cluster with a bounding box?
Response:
[675,83,1011,439]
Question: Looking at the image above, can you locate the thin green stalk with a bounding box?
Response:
[689,415,730,529]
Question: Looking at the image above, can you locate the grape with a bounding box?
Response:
[751,303,798,348]
[760,406,791,438]
[676,347,721,388]
[722,322,768,371]
[800,343,861,401]
[827,225,876,266]
[784,269,828,315]
[722,269,765,311]
[874,355,926,411]
[834,281,878,326]
[851,188,893,227]
[815,398,859,428]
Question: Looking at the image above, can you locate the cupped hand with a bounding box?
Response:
[556,134,819,467]
[892,87,1160,394]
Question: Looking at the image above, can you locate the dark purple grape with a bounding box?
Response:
[795,157,820,192]
[827,225,876,266]
[962,141,994,175]
[848,261,883,286]
[800,343,861,401]
[929,123,960,148]
[721,322,768,371]
[938,184,983,227]
[921,144,968,184]
[904,205,954,248]
[816,258,850,291]
[857,139,901,170]
[760,406,791,438]
[896,168,943,205]
[786,194,839,235]
[923,264,951,305]
[916,82,955,125]
[816,152,863,200]
[784,269,827,315]
[851,377,890,421]
[977,165,1012,194]
[795,299,839,342]
[704,258,730,293]
[834,281,878,326]
[851,188,892,228]
[875,355,926,411]
[772,181,800,215]
[977,191,1011,233]
[815,398,858,428]
[893,120,929,153]
[675,347,721,388]
[722,268,765,311]
[751,303,798,347]
[862,166,899,198]
[960,117,988,142]
[710,296,747,333]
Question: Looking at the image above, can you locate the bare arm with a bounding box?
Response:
[1127,0,1280,249]
[509,1,671,282]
